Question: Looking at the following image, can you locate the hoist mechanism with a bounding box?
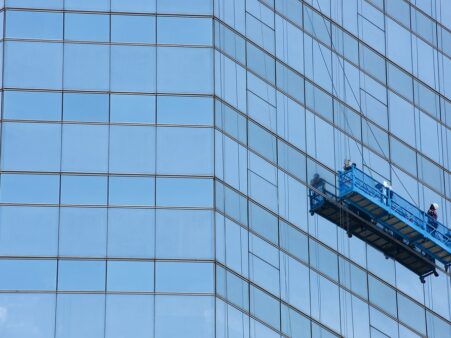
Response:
[309,164,451,283]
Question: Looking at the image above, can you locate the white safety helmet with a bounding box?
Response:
[431,203,439,210]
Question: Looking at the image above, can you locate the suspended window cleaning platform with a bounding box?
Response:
[309,164,451,283]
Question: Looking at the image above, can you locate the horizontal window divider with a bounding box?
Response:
[0,203,215,210]
[1,119,212,127]
[0,257,215,262]
[4,37,213,48]
[5,7,213,18]
[0,290,215,296]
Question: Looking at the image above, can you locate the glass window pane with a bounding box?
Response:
[59,207,107,257]
[0,259,56,290]
[248,42,276,85]
[386,18,412,73]
[111,94,156,123]
[0,174,60,204]
[58,260,106,291]
[6,10,63,39]
[0,206,58,256]
[276,91,306,150]
[309,239,338,281]
[411,8,436,45]
[156,262,214,293]
[370,306,399,338]
[214,21,246,64]
[312,322,339,338]
[5,41,63,89]
[63,92,109,122]
[111,45,156,92]
[65,13,109,42]
[7,0,63,9]
[64,43,110,90]
[359,43,386,83]
[275,0,302,27]
[305,82,333,121]
[338,257,368,299]
[3,90,62,121]
[157,96,213,125]
[390,136,417,176]
[249,202,278,244]
[106,295,155,338]
[386,0,410,27]
[157,17,212,45]
[156,177,213,207]
[56,294,105,338]
[310,271,340,333]
[107,208,155,258]
[107,261,154,291]
[250,286,281,330]
[245,12,275,54]
[65,0,109,10]
[368,276,397,317]
[280,253,310,314]
[414,80,440,118]
[61,175,108,205]
[249,233,280,296]
[279,220,308,262]
[2,122,61,171]
[388,62,413,101]
[281,304,311,338]
[426,311,450,338]
[157,47,213,94]
[157,127,213,175]
[215,181,249,226]
[216,266,250,311]
[398,293,426,335]
[109,176,155,206]
[304,5,330,45]
[0,293,56,338]
[112,15,155,43]
[109,125,156,173]
[277,140,307,181]
[249,121,277,162]
[156,209,213,259]
[111,0,156,12]
[62,124,109,173]
[215,99,247,144]
[157,0,213,15]
[155,295,214,338]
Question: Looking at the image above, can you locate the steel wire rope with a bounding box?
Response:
[435,0,451,228]
[231,1,248,336]
[309,0,419,207]
[306,1,424,214]
[243,5,258,338]
[306,16,324,328]
[335,0,354,332]
[276,31,294,338]
[333,6,355,328]
[217,2,230,337]
[276,9,295,338]
[304,6,368,176]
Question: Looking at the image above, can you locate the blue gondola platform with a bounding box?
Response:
[309,164,451,283]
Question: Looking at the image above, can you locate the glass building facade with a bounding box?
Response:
[0,0,450,337]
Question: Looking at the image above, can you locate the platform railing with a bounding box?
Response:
[338,165,451,250]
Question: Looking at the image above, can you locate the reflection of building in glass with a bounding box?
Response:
[0,1,450,337]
